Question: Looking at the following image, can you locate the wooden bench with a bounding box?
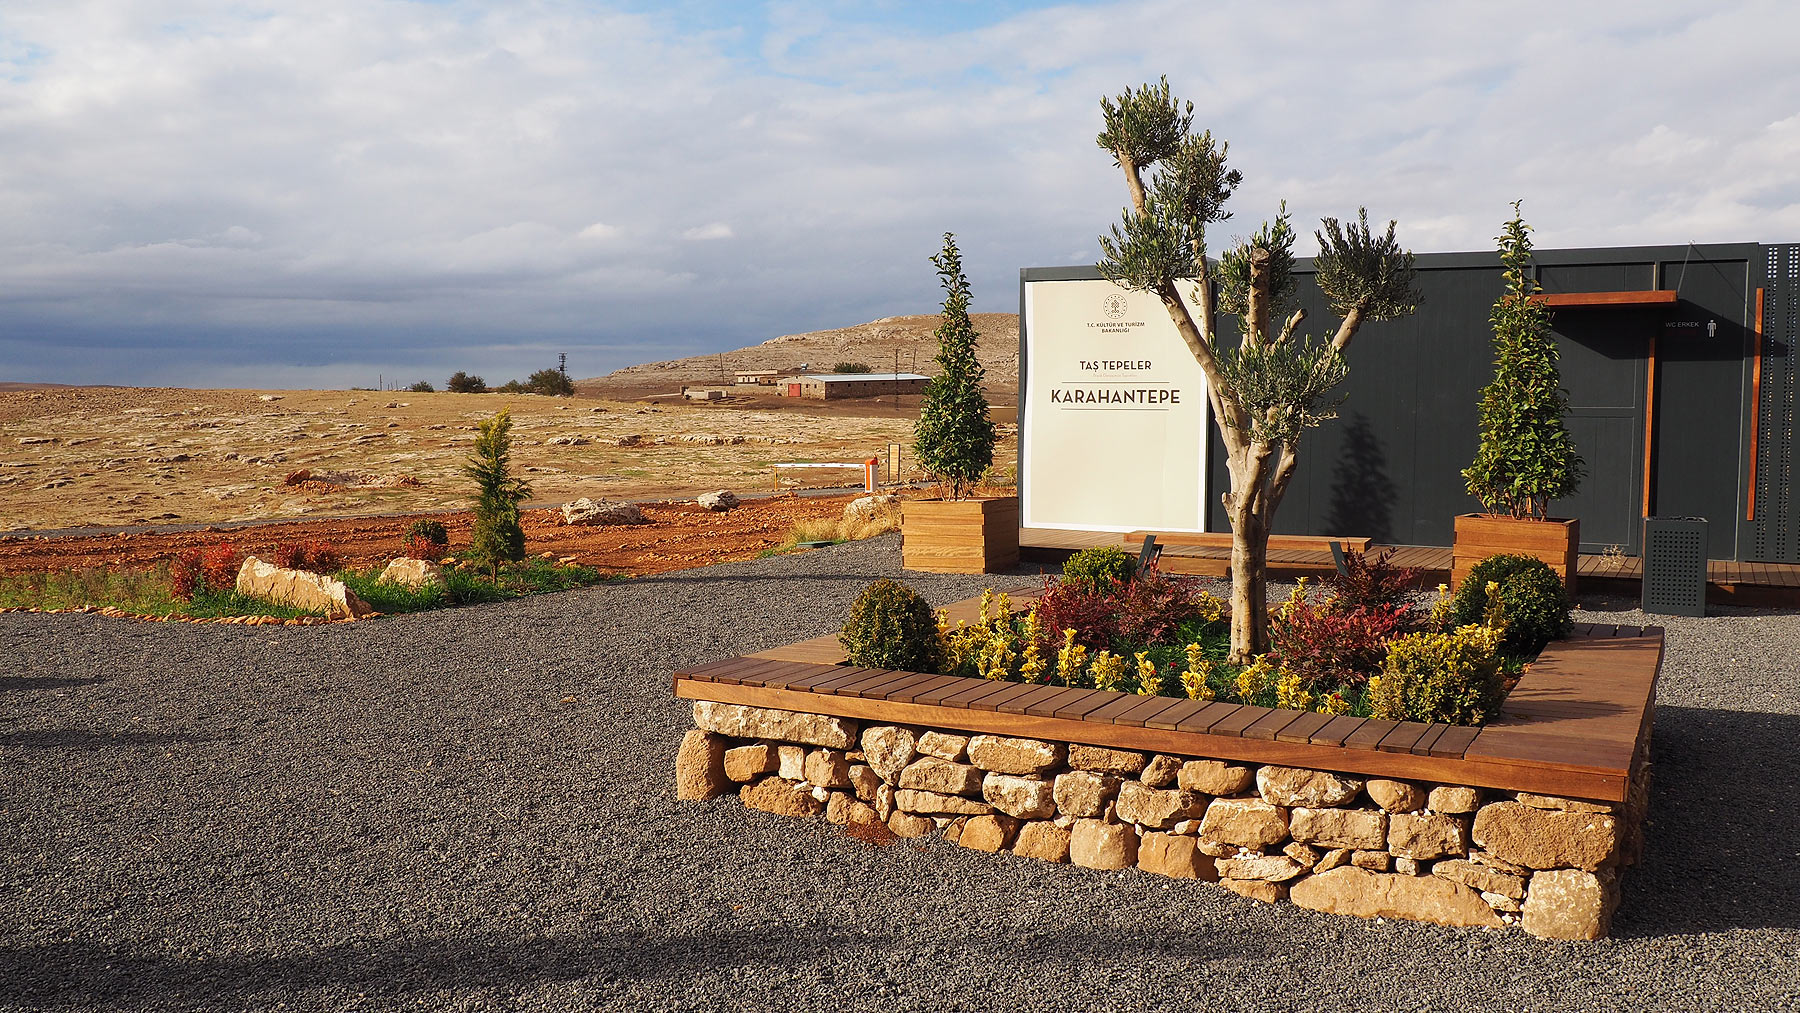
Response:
[1123,532,1373,579]
[676,617,1662,804]
[1124,532,1374,553]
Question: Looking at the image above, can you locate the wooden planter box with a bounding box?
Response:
[1452,514,1580,594]
[901,496,1019,574]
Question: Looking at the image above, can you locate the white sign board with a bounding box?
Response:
[1021,278,1210,533]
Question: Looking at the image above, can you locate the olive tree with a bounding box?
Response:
[1095,79,1421,661]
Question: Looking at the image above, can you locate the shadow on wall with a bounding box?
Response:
[1326,412,1397,545]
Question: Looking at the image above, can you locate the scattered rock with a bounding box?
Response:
[1178,759,1256,795]
[543,435,591,446]
[1069,820,1138,870]
[691,701,857,749]
[1052,770,1121,819]
[1289,866,1504,928]
[967,734,1063,775]
[560,497,646,525]
[697,490,739,512]
[1257,766,1364,808]
[1199,798,1290,849]
[843,494,900,523]
[376,556,444,589]
[259,394,282,401]
[674,730,729,800]
[235,556,373,619]
[1521,868,1619,940]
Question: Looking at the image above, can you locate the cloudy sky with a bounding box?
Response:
[2,1,1797,388]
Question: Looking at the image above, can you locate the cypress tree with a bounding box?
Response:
[1463,203,1583,519]
[913,232,997,500]
[464,408,531,580]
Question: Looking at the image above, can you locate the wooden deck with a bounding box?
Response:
[680,603,1663,804]
[1018,528,1800,605]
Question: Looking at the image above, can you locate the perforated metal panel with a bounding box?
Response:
[1753,245,1799,562]
[1643,517,1708,617]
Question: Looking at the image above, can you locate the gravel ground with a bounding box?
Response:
[2,535,1798,1012]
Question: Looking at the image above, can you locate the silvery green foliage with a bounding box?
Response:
[1215,337,1350,445]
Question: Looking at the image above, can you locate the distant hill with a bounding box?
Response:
[581,313,1019,392]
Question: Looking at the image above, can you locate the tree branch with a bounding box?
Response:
[1328,300,1368,352]
[1275,307,1306,347]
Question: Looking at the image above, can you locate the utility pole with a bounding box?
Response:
[558,352,567,379]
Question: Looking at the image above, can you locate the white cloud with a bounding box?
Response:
[0,1,1795,386]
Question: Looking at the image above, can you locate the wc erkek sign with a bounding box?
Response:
[1020,277,1211,533]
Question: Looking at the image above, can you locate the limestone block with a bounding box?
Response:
[917,731,971,761]
[692,701,857,749]
[560,498,645,525]
[848,763,881,801]
[804,749,852,789]
[874,784,895,820]
[1351,850,1391,872]
[859,725,919,781]
[1067,744,1147,776]
[1138,832,1217,880]
[1316,848,1351,873]
[1257,766,1364,808]
[1199,798,1289,849]
[722,743,776,782]
[886,810,934,838]
[1197,839,1236,858]
[1387,813,1468,861]
[1366,779,1427,813]
[1427,785,1482,814]
[1516,792,1617,814]
[1472,802,1619,871]
[1140,754,1183,788]
[1115,782,1206,829]
[777,744,807,781]
[1070,820,1138,870]
[1483,891,1522,914]
[894,789,990,816]
[376,556,444,590]
[959,814,1021,853]
[675,730,729,800]
[1521,868,1619,940]
[1053,770,1121,819]
[741,776,824,818]
[1221,879,1288,903]
[1394,857,1424,876]
[824,791,852,825]
[983,773,1056,820]
[1215,853,1306,882]
[1178,759,1256,795]
[1471,850,1531,875]
[1432,859,1526,900]
[1288,807,1388,851]
[846,800,880,827]
[1012,821,1072,863]
[898,756,982,795]
[967,734,1064,775]
[235,556,374,619]
[1283,842,1321,868]
[1290,866,1503,928]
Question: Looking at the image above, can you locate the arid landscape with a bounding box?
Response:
[0,313,1020,573]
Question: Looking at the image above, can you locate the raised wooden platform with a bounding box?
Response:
[680,609,1663,804]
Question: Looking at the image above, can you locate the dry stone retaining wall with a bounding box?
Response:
[677,702,1650,940]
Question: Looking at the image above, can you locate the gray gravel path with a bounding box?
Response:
[2,535,1798,1012]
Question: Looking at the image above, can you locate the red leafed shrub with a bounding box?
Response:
[1114,568,1221,645]
[170,543,243,600]
[171,547,205,599]
[201,543,241,591]
[400,535,441,561]
[272,540,340,574]
[1029,578,1121,656]
[272,542,306,570]
[1329,547,1422,611]
[1269,588,1412,688]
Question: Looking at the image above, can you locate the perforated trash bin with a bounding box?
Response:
[1642,516,1707,617]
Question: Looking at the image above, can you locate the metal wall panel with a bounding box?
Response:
[1752,245,1799,562]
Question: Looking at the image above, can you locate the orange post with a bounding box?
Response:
[864,458,878,493]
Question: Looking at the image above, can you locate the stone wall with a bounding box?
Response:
[676,701,1650,940]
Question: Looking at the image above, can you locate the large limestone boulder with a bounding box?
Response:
[983,773,1056,819]
[561,497,646,525]
[1257,766,1364,808]
[697,490,739,512]
[1471,801,1619,871]
[1052,771,1121,819]
[1114,782,1206,829]
[235,556,374,620]
[1070,820,1138,870]
[1200,798,1290,849]
[377,556,444,590]
[1521,868,1619,940]
[860,725,919,782]
[691,701,857,749]
[1288,807,1388,851]
[898,757,982,795]
[675,730,729,799]
[1289,866,1504,929]
[843,494,900,524]
[967,734,1063,775]
[1178,759,1255,795]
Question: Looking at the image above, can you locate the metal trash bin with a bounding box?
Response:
[1642,516,1708,617]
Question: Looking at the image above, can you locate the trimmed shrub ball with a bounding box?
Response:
[1447,553,1573,655]
[1061,545,1135,592]
[839,579,941,673]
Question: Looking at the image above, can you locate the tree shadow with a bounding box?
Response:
[1325,412,1396,544]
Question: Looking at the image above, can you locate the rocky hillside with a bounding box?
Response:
[583,313,1019,391]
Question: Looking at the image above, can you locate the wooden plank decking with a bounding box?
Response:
[682,614,1663,803]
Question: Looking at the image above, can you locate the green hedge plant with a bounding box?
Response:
[1061,545,1135,592]
[839,579,941,672]
[1447,553,1573,655]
